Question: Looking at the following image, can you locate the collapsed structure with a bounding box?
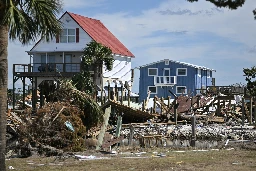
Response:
[6,80,256,157]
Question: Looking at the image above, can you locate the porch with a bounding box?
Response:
[13,63,82,77]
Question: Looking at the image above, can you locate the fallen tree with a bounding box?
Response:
[12,79,105,157]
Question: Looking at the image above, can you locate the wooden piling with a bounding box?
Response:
[128,89,131,107]
[129,124,134,146]
[242,97,245,126]
[250,97,253,124]
[107,81,110,100]
[174,99,177,125]
[191,115,196,147]
[120,82,124,104]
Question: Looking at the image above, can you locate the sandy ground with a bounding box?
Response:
[6,142,256,171]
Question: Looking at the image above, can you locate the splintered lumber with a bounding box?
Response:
[10,112,23,124]
[154,96,170,114]
[178,114,206,120]
[207,117,225,123]
[101,135,124,149]
[96,105,112,150]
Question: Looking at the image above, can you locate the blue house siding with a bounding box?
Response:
[138,60,215,102]
[207,71,213,86]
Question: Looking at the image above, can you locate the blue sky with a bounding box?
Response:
[8,0,256,93]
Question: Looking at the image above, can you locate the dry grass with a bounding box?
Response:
[6,148,256,171]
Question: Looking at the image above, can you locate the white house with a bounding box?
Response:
[24,11,135,89]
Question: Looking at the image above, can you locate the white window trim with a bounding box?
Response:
[163,68,170,76]
[176,86,187,94]
[148,86,157,94]
[165,60,169,65]
[198,69,201,77]
[60,28,76,43]
[176,68,187,76]
[207,70,211,78]
[148,68,158,76]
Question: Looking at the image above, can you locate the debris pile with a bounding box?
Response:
[121,123,256,143]
[15,102,87,156]
[9,102,126,157]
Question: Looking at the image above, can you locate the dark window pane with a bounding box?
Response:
[164,69,169,76]
[178,69,186,76]
[149,69,157,75]
[149,87,156,93]
[177,87,186,93]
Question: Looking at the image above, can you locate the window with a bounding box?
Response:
[177,68,187,76]
[148,86,157,94]
[198,69,201,77]
[207,70,211,78]
[60,29,76,43]
[176,86,187,94]
[165,60,169,65]
[41,55,46,63]
[47,55,55,63]
[148,68,158,76]
[163,68,170,76]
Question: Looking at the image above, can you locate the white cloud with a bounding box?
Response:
[85,0,256,92]
[61,0,106,9]
[93,0,256,49]
[7,0,256,92]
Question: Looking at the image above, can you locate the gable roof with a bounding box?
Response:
[68,12,134,57]
[29,11,134,58]
[136,59,216,71]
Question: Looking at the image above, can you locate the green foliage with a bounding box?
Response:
[72,41,114,97]
[81,40,114,99]
[187,0,256,19]
[72,69,93,94]
[243,66,256,96]
[2,0,62,44]
[187,0,245,9]
[54,79,104,129]
[82,40,114,70]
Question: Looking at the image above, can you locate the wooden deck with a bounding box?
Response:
[13,63,82,77]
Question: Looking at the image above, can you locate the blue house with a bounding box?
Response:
[137,59,216,101]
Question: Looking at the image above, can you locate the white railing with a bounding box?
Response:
[154,76,177,85]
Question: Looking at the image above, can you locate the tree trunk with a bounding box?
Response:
[0,17,8,171]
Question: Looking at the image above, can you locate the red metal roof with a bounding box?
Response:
[68,12,134,57]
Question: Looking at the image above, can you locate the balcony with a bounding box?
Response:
[154,76,177,86]
[13,63,83,77]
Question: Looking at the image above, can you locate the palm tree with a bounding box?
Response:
[82,40,114,100]
[0,1,62,170]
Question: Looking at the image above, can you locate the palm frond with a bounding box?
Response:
[54,79,104,129]
[24,0,63,41]
[2,0,62,44]
[83,40,114,71]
